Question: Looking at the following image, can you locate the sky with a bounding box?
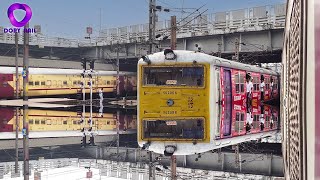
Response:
[0,0,285,39]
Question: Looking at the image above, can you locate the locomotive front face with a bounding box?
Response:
[138,63,211,148]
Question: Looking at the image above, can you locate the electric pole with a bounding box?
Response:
[14,32,19,174]
[23,22,30,180]
[234,38,239,61]
[149,0,156,54]
[170,16,177,50]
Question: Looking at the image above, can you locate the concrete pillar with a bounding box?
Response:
[134,149,137,162]
[183,155,187,167]
[221,154,225,171]
[221,35,225,52]
[268,154,273,176]
[239,33,242,52]
[268,30,272,51]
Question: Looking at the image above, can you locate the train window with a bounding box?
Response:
[107,81,110,85]
[78,81,81,85]
[92,121,94,125]
[143,66,204,87]
[35,120,39,124]
[240,84,244,92]
[41,120,45,124]
[63,120,67,125]
[73,120,77,125]
[47,80,51,86]
[236,84,240,92]
[35,81,39,86]
[41,81,45,86]
[63,81,68,85]
[236,112,240,121]
[73,81,77,85]
[29,120,33,124]
[143,119,204,139]
[107,121,110,125]
[29,81,34,86]
[46,120,51,125]
[113,80,116,85]
[92,81,95,85]
[240,113,244,121]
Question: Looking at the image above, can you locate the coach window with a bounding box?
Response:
[46,80,51,86]
[107,121,110,125]
[35,120,39,125]
[29,81,34,86]
[111,80,114,85]
[253,77,259,91]
[265,78,270,89]
[235,73,240,93]
[63,81,68,86]
[240,74,245,92]
[73,81,77,85]
[29,120,33,124]
[41,120,45,124]
[35,81,40,86]
[63,120,67,125]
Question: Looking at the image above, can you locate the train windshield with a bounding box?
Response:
[143,119,204,139]
[143,66,204,86]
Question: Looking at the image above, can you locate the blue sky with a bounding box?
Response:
[0,0,285,39]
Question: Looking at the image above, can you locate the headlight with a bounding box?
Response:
[164,145,176,156]
[164,49,176,60]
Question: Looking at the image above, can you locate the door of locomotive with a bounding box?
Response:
[231,70,246,136]
[220,68,232,137]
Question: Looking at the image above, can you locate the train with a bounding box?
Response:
[0,67,137,99]
[0,108,136,139]
[137,50,280,156]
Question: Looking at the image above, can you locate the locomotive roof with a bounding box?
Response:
[0,67,136,76]
[139,50,279,75]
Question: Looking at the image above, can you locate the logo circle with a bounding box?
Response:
[7,3,32,27]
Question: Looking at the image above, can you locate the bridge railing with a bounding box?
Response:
[95,4,286,46]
